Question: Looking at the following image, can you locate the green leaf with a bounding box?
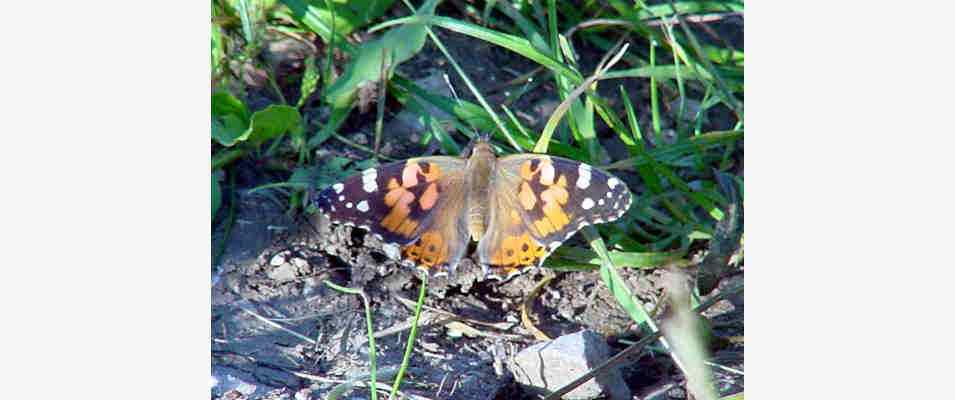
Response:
[551,246,687,269]
[235,0,258,45]
[212,92,252,146]
[428,16,581,83]
[254,157,378,198]
[323,0,437,109]
[278,0,355,52]
[212,113,250,146]
[212,91,250,121]
[244,105,302,147]
[212,174,222,221]
[582,227,653,328]
[279,0,394,39]
[211,6,225,81]
[296,55,320,108]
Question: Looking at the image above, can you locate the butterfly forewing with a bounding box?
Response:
[315,156,470,273]
[476,154,632,277]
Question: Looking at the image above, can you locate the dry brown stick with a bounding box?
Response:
[541,282,743,400]
[393,295,516,330]
[355,311,454,346]
[392,295,531,342]
[239,307,316,345]
[521,273,555,341]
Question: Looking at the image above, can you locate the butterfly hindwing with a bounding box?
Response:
[476,181,551,279]
[476,154,632,277]
[315,156,469,273]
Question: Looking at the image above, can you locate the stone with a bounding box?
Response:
[267,263,296,283]
[508,329,630,400]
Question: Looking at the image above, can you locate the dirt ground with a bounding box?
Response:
[213,15,743,400]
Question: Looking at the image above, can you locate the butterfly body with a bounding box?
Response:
[316,138,632,280]
[464,141,495,241]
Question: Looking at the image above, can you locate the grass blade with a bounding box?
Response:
[388,273,428,399]
[324,281,379,400]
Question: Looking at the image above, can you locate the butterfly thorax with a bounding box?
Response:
[465,142,496,241]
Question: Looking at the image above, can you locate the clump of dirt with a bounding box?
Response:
[213,191,743,399]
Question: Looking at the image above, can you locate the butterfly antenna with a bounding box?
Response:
[443,73,483,141]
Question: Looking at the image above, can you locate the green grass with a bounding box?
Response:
[212,1,743,398]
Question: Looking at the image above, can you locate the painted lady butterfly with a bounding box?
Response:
[315,137,632,279]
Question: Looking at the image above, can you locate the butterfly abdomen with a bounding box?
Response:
[465,142,496,241]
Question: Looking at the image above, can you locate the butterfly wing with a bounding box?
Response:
[315,156,470,274]
[475,181,551,279]
[477,154,632,278]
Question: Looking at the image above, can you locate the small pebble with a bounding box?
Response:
[269,253,286,266]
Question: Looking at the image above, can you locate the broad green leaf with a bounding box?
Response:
[323,0,437,109]
[243,105,302,147]
[278,0,394,39]
[278,0,354,52]
[212,114,250,146]
[212,91,250,120]
[211,91,252,146]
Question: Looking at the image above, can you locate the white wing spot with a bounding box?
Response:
[581,197,595,210]
[346,202,353,208]
[598,199,605,206]
[338,195,345,202]
[606,191,613,198]
[541,161,556,184]
[576,164,592,189]
[607,178,619,189]
[356,200,370,212]
[332,183,344,193]
[362,168,378,193]
[330,205,336,212]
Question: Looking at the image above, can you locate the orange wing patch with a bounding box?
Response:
[380,161,446,236]
[518,182,537,210]
[381,178,418,236]
[487,232,547,268]
[519,158,573,237]
[402,230,449,267]
[419,182,439,210]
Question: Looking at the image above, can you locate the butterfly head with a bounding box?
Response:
[462,134,496,161]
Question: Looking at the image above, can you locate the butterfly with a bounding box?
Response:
[314,137,632,280]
